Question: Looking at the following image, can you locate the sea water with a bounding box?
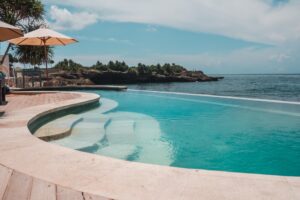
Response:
[129,74,300,101]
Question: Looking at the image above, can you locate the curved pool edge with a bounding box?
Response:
[0,91,299,200]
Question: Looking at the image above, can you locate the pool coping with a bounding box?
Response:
[0,91,299,200]
[12,85,127,91]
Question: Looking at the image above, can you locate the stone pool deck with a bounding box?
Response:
[0,91,299,200]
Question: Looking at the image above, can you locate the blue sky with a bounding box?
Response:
[5,0,300,74]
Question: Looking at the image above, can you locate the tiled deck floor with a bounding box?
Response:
[4,93,80,114]
[0,164,107,200]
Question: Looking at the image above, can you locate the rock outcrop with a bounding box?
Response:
[48,70,223,85]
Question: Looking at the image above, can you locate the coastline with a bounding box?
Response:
[44,65,223,86]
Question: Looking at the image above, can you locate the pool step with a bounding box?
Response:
[95,112,172,164]
[34,115,83,141]
[105,120,136,145]
[95,117,137,159]
[133,115,172,165]
[98,98,118,113]
[51,119,108,150]
[43,105,172,165]
[95,144,137,160]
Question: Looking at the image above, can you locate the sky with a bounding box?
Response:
[4,0,300,74]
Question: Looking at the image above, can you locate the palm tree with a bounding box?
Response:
[14,45,53,67]
[12,22,54,67]
[0,0,45,65]
[0,0,44,25]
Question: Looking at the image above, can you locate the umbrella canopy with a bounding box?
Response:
[9,28,77,78]
[0,20,23,42]
[8,28,77,46]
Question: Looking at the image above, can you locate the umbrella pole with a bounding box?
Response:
[44,44,48,79]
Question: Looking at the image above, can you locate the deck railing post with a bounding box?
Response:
[22,73,25,88]
[0,79,2,105]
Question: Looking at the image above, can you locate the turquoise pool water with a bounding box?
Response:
[43,90,300,176]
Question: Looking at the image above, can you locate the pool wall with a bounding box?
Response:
[28,99,99,134]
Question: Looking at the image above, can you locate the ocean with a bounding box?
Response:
[128,74,300,102]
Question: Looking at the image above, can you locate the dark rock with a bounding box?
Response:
[48,70,223,85]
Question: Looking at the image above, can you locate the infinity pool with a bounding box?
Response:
[37,90,300,176]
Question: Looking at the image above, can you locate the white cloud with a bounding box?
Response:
[45,0,300,44]
[45,0,300,73]
[269,53,291,63]
[75,36,134,45]
[107,37,134,45]
[48,5,98,30]
[155,46,299,73]
[146,25,158,32]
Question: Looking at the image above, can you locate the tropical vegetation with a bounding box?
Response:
[54,59,84,72]
[0,0,53,66]
[54,59,187,76]
[50,59,221,85]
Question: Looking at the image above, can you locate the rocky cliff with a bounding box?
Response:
[47,70,223,86]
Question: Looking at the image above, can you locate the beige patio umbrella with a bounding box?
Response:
[0,20,23,41]
[9,28,77,78]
